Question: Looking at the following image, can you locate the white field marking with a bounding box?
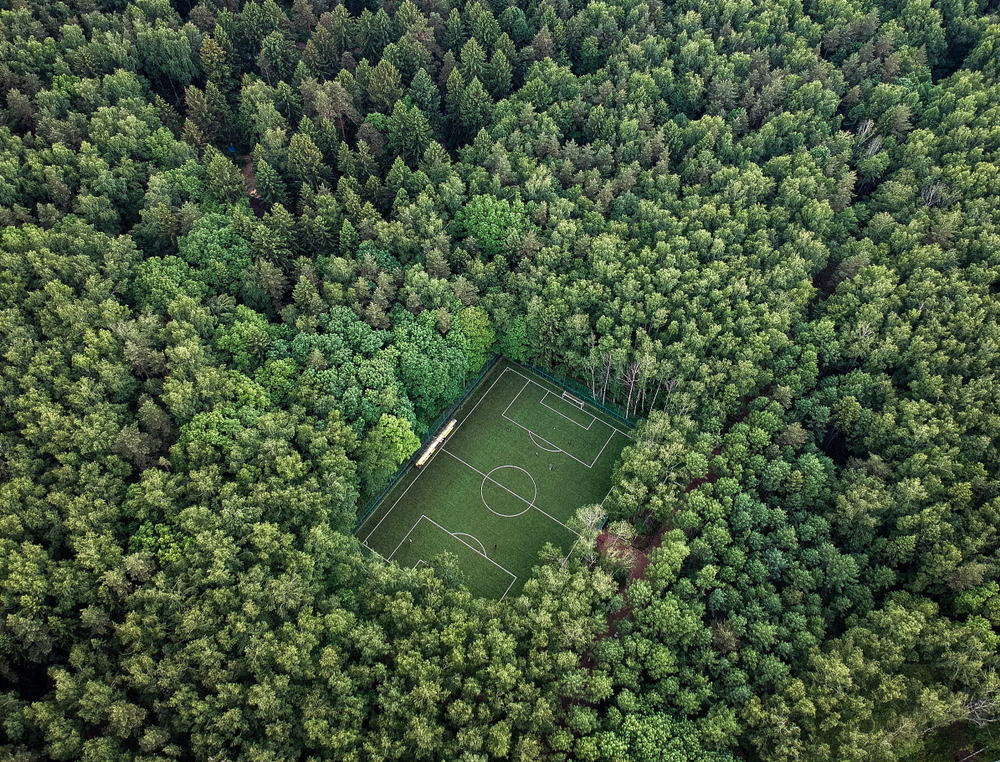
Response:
[481,484,531,517]
[589,430,619,469]
[504,418,592,468]
[444,450,538,509]
[360,457,430,544]
[480,465,537,518]
[500,372,629,469]
[531,503,579,535]
[562,534,583,565]
[453,532,488,556]
[558,488,613,566]
[444,447,577,536]
[554,486,616,568]
[526,503,581,568]
[359,362,511,544]
[539,391,596,429]
[501,378,532,420]
[414,559,426,570]
[392,517,517,599]
[500,576,518,601]
[361,364,628,553]
[552,488,615,568]
[419,515,517,590]
[503,368,633,439]
[505,419,608,470]
[387,517,427,561]
[361,539,390,566]
[528,431,561,452]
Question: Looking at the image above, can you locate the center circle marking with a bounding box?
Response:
[481,466,537,518]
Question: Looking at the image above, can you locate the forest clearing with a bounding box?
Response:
[359,361,631,597]
[0,0,999,755]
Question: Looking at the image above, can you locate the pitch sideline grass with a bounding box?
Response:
[357,359,631,599]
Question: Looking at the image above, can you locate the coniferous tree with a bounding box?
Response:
[387,101,431,167]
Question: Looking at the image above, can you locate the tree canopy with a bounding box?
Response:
[1,0,1000,758]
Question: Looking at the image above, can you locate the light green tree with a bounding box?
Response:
[358,414,420,495]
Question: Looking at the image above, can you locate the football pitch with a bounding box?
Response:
[357,359,633,599]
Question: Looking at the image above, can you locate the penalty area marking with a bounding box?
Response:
[510,419,617,470]
[499,370,626,470]
[389,517,517,600]
[501,378,532,421]
[409,515,518,600]
[386,518,424,562]
[388,515,516,576]
[501,368,633,441]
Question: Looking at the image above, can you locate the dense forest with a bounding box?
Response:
[0,0,998,755]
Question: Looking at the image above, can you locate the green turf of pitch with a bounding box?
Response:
[388,517,518,599]
[357,359,632,599]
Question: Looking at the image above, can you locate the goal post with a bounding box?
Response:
[561,390,585,410]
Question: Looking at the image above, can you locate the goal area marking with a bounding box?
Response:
[539,391,595,429]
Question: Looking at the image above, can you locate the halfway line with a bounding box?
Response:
[442,450,537,508]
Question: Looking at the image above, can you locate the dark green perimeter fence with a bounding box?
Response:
[353,353,641,534]
[515,362,641,432]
